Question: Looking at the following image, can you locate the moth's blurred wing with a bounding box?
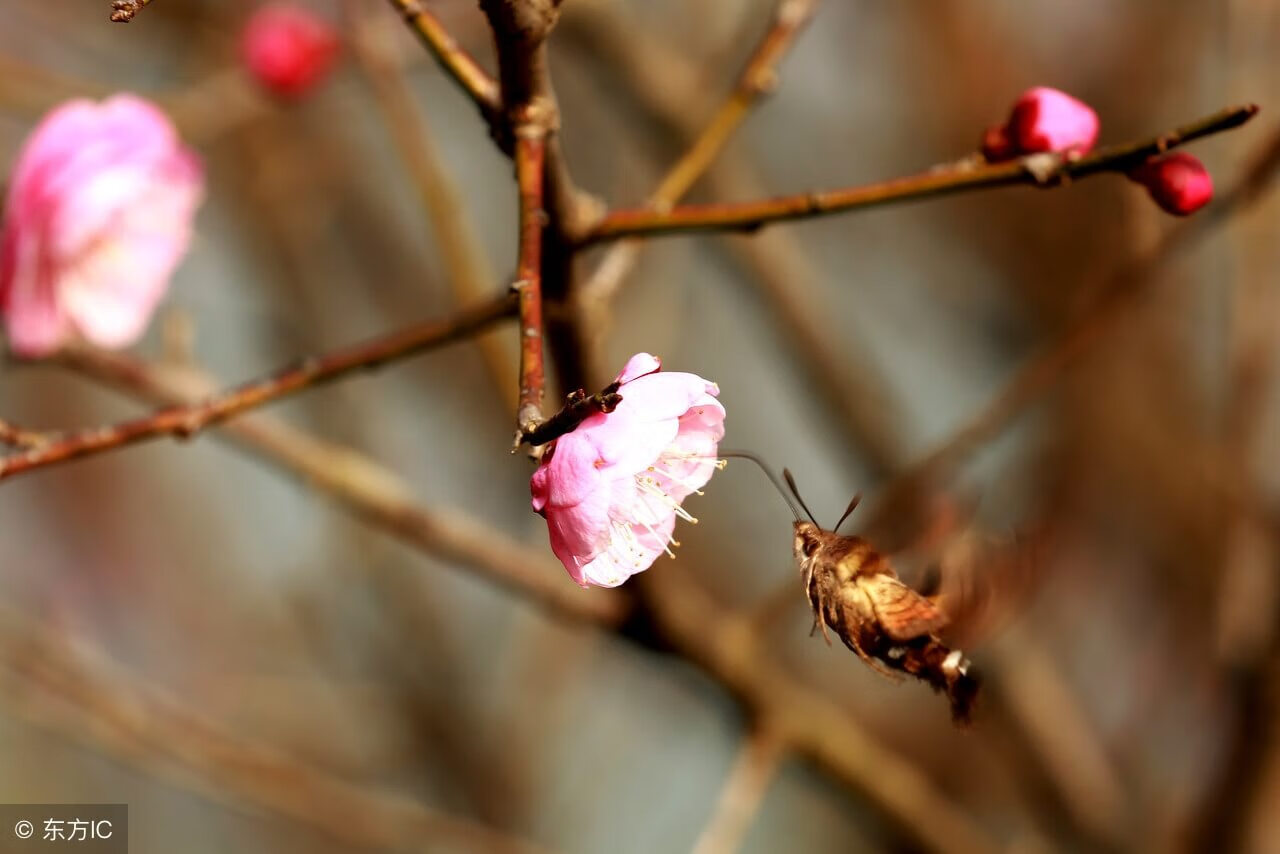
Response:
[858,574,948,641]
[934,525,1049,648]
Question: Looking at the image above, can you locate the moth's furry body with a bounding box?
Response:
[793,520,980,723]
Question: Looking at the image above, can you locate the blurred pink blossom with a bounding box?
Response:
[1128,152,1213,216]
[983,86,1099,162]
[0,95,204,357]
[241,3,341,98]
[531,353,725,588]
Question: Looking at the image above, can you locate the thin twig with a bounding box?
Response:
[53,347,629,627]
[386,0,503,128]
[348,4,517,409]
[690,725,787,854]
[635,568,999,854]
[582,104,1259,244]
[577,0,819,308]
[865,120,1280,536]
[514,132,549,436]
[0,293,518,481]
[0,419,47,449]
[109,0,152,23]
[563,3,909,476]
[987,630,1131,851]
[648,0,819,209]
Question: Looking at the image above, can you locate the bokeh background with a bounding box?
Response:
[1,1,1278,852]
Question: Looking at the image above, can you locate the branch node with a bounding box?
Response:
[517,381,623,448]
[1021,152,1063,185]
[109,0,149,23]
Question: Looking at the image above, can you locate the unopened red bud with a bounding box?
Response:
[1002,86,1099,157]
[241,4,340,99]
[980,122,1015,163]
[1129,152,1213,216]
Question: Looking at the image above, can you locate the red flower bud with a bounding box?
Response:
[982,87,1099,162]
[980,122,1015,162]
[241,4,340,99]
[1128,152,1213,216]
[1008,87,1099,156]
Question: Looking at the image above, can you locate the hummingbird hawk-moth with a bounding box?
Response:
[785,470,981,724]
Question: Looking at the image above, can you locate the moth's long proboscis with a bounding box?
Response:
[719,449,806,522]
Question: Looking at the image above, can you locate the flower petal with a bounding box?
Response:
[616,352,662,384]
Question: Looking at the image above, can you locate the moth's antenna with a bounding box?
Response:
[782,468,820,525]
[833,492,862,532]
[719,451,802,522]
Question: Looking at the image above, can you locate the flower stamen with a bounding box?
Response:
[635,476,698,523]
[635,518,677,559]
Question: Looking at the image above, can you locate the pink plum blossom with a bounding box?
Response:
[530,353,725,588]
[0,94,203,357]
[1128,152,1213,216]
[983,87,1099,162]
[241,4,341,99]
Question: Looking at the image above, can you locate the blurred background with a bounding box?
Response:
[0,1,1277,851]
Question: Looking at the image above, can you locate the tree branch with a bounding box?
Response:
[349,4,517,409]
[864,119,1280,538]
[0,418,46,449]
[690,724,787,854]
[647,0,819,209]
[581,104,1260,244]
[514,132,549,436]
[562,2,910,477]
[576,0,818,307]
[0,293,518,481]
[53,346,629,627]
[386,0,503,128]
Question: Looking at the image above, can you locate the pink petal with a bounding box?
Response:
[613,371,718,424]
[616,352,661,384]
[543,488,615,586]
[1008,87,1099,156]
[528,353,725,588]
